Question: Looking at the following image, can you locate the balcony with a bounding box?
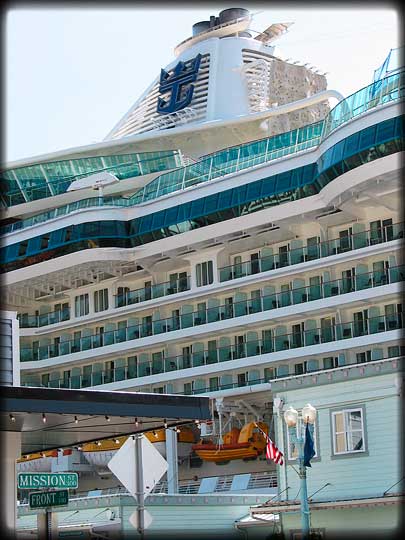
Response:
[116,276,190,308]
[19,265,404,362]
[18,308,70,329]
[18,277,191,329]
[22,313,404,389]
[219,222,404,282]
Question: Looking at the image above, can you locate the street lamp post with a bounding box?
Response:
[284,403,317,540]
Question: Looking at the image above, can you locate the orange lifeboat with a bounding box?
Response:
[192,422,268,463]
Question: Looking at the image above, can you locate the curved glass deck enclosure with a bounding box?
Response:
[0,150,183,207]
[1,115,403,273]
[1,70,403,231]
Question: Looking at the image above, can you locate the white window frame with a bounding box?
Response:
[94,288,109,313]
[332,408,365,455]
[196,260,214,287]
[74,293,89,317]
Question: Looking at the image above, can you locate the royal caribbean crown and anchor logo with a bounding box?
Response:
[157,54,202,115]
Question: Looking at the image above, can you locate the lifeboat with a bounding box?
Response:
[82,427,196,466]
[17,450,58,472]
[192,422,268,463]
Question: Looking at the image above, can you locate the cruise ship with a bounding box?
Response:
[2,7,404,538]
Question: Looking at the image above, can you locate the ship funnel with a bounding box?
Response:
[218,8,250,24]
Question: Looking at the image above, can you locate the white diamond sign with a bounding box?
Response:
[107,435,168,498]
[129,508,153,530]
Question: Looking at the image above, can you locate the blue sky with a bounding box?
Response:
[5,5,400,162]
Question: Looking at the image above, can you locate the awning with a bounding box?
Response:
[0,385,210,454]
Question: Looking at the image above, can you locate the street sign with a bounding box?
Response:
[18,473,78,490]
[108,435,168,498]
[29,490,69,509]
[129,508,153,530]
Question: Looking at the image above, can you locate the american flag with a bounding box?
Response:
[265,436,284,466]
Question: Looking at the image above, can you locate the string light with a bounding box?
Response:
[105,416,110,422]
[164,419,168,428]
[74,416,78,424]
[176,427,181,434]
[114,439,120,444]
[135,418,139,427]
[97,441,102,446]
[77,446,82,451]
[9,414,15,422]
[42,414,47,424]
[153,430,158,438]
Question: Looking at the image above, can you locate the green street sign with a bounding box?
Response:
[29,489,69,509]
[18,473,78,490]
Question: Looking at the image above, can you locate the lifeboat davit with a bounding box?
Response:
[192,422,268,463]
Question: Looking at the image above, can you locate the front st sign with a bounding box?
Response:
[18,473,78,490]
[29,489,69,509]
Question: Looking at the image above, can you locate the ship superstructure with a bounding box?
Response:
[1,7,403,516]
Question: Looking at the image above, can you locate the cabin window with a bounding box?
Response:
[196,261,214,287]
[74,294,89,317]
[323,356,339,369]
[356,350,371,363]
[94,288,109,312]
[18,241,28,257]
[332,408,365,455]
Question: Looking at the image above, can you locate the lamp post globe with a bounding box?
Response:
[302,403,317,424]
[284,406,299,427]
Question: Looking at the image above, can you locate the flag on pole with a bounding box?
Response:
[303,422,316,467]
[265,437,284,466]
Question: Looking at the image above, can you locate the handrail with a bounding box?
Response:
[16,221,403,329]
[20,267,404,362]
[219,221,404,281]
[3,70,403,234]
[18,276,191,328]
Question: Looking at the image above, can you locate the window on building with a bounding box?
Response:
[294,362,307,375]
[323,356,339,369]
[332,408,365,454]
[62,370,70,388]
[153,386,165,394]
[287,420,318,461]
[75,294,89,317]
[196,261,214,287]
[94,288,109,312]
[264,367,275,381]
[388,345,405,358]
[117,286,130,307]
[237,372,248,387]
[183,382,193,395]
[40,234,50,250]
[18,241,28,257]
[209,377,219,392]
[356,350,371,364]
[41,373,50,387]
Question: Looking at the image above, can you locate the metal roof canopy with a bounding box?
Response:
[0,386,210,454]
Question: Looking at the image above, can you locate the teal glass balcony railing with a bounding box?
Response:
[23,320,404,390]
[19,265,404,362]
[116,276,190,308]
[18,308,70,328]
[3,70,403,233]
[18,277,191,329]
[219,222,404,282]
